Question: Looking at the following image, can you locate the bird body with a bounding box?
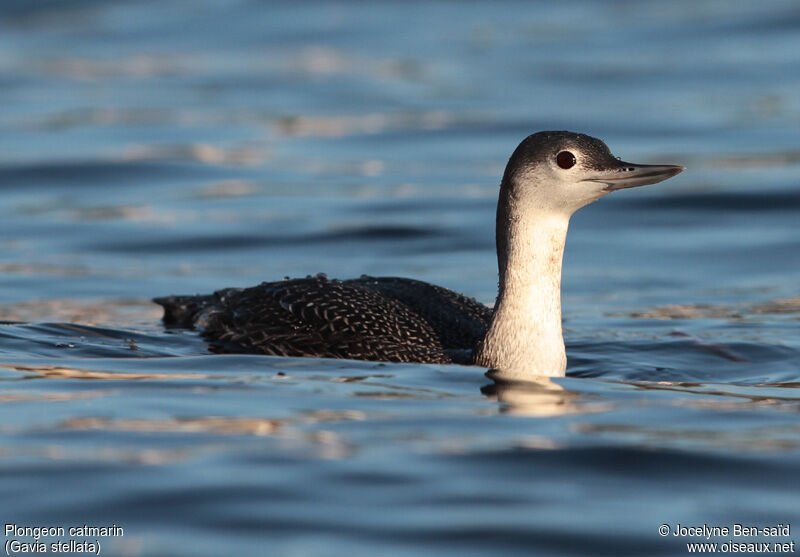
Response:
[155,274,491,364]
[155,131,683,378]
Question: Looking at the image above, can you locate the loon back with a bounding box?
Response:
[154,275,492,364]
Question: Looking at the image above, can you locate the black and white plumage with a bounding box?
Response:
[155,131,682,377]
[154,274,492,364]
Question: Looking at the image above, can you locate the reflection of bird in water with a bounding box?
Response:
[155,131,682,379]
[482,377,615,418]
[481,376,578,418]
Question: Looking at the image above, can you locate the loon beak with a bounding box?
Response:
[585,162,684,191]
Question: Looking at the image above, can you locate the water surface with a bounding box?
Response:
[1,1,799,555]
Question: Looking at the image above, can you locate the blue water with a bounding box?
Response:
[1,1,799,555]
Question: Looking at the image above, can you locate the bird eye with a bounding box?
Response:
[556,151,576,169]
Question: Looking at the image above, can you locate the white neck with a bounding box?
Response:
[474,204,570,379]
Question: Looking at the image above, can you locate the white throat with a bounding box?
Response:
[474,206,570,379]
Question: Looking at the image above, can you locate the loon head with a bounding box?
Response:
[501,130,684,215]
[480,131,684,379]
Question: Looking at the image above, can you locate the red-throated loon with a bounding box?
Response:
[154,131,683,379]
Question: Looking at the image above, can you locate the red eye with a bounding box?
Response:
[556,151,576,169]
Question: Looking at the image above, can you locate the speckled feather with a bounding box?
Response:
[154,274,492,364]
